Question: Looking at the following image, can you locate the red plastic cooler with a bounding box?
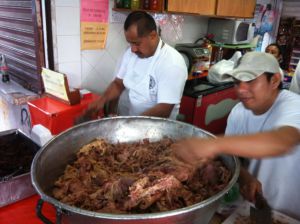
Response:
[28,93,103,135]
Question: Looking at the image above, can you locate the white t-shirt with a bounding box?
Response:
[116,39,187,119]
[290,61,300,94]
[225,90,300,220]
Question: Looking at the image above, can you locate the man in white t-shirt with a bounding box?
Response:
[173,52,300,220]
[80,11,187,120]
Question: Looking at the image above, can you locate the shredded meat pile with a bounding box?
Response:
[53,138,232,214]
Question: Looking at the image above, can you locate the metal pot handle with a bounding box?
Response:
[36,198,62,224]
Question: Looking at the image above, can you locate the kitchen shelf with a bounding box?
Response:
[212,43,255,49]
[113,0,256,18]
[112,7,164,13]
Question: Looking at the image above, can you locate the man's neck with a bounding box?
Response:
[150,37,160,56]
[253,90,280,115]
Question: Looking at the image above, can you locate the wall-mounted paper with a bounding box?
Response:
[80,0,109,50]
[81,22,108,49]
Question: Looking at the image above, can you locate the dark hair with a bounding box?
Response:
[266,43,286,69]
[124,11,157,37]
[264,72,283,89]
[266,43,282,56]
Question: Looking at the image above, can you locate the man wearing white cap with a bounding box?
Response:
[173,52,300,220]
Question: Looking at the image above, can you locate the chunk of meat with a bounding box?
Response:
[125,175,183,210]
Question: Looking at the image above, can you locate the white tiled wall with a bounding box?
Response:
[52,0,208,94]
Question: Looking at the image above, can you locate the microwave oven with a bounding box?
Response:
[207,18,255,45]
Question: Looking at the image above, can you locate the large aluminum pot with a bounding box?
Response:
[31,116,240,224]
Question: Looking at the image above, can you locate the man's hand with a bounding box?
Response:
[172,137,218,165]
[239,168,262,203]
[74,99,104,125]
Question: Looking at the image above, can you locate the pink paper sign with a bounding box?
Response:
[81,0,109,23]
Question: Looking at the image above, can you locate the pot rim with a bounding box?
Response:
[31,116,240,219]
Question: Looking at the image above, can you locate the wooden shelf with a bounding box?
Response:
[112,7,164,13]
[112,0,255,18]
[166,0,255,18]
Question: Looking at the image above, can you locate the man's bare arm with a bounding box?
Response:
[75,78,124,123]
[217,126,300,158]
[88,78,125,111]
[141,103,174,118]
[173,126,300,164]
[96,78,125,109]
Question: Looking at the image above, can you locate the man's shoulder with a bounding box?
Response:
[278,90,300,105]
[161,44,182,59]
[162,44,182,57]
[158,44,186,68]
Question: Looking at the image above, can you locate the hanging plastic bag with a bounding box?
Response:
[207,51,242,84]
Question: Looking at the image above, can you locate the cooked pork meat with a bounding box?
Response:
[53,138,231,213]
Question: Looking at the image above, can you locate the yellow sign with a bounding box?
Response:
[81,22,108,50]
[41,68,69,101]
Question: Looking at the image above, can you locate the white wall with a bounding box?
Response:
[52,0,208,94]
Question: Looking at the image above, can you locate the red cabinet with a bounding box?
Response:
[180,81,239,135]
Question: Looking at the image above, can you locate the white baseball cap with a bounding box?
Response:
[225,52,281,81]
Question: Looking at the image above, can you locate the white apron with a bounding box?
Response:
[123,40,164,116]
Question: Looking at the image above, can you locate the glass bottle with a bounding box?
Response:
[202,37,213,69]
[149,0,161,11]
[115,0,123,8]
[131,0,140,9]
[216,45,223,63]
[143,0,150,9]
[123,0,131,9]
